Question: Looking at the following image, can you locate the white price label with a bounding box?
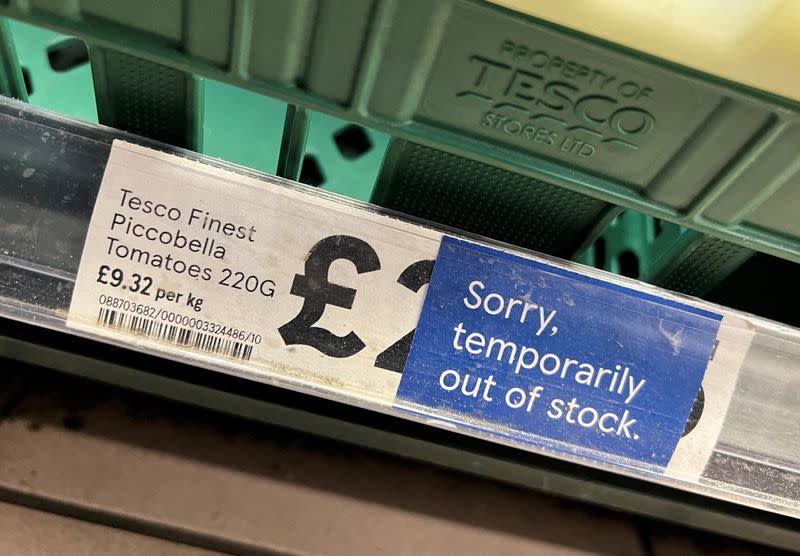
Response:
[68,141,441,403]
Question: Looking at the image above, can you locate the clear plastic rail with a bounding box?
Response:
[0,96,798,522]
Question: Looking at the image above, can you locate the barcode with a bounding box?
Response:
[97,307,253,361]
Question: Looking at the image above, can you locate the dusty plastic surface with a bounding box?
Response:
[90,47,204,151]
[0,0,798,269]
[372,138,618,259]
[1,98,799,529]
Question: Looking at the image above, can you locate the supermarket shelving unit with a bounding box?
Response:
[1,0,800,549]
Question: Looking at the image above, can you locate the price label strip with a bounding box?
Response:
[68,141,752,480]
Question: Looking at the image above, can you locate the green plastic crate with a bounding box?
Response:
[1,19,389,202]
[1,0,798,304]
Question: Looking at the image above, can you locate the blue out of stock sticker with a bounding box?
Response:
[397,237,722,466]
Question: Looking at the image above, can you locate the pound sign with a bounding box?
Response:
[278,235,380,357]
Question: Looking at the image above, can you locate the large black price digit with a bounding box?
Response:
[374,259,434,373]
[279,235,380,357]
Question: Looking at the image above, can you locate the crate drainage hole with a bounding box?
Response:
[618,250,640,278]
[593,237,606,268]
[47,38,89,72]
[300,155,325,187]
[334,124,372,159]
[21,66,33,95]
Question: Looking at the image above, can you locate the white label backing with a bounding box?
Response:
[68,141,441,404]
